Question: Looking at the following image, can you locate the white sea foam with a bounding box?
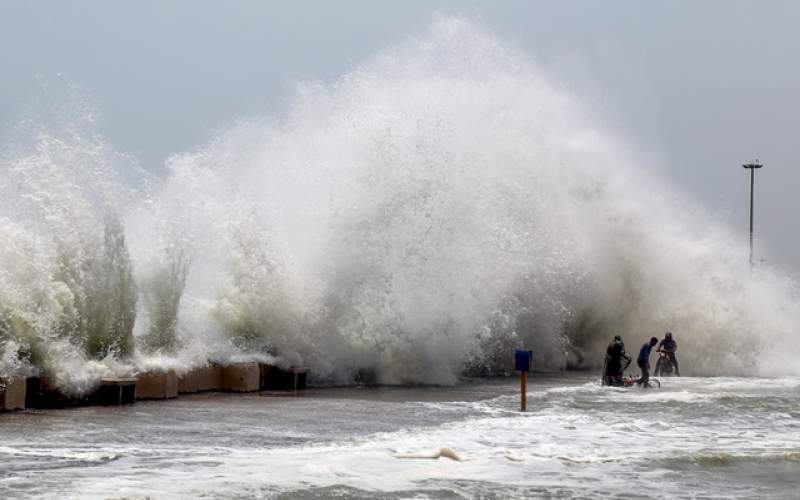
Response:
[0,447,120,463]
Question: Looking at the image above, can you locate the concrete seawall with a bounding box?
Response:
[222,363,260,392]
[178,364,223,393]
[25,377,93,409]
[96,378,137,405]
[260,365,308,391]
[0,362,309,413]
[136,370,179,400]
[0,377,26,411]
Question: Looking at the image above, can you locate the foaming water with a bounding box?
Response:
[1,376,798,499]
[1,18,800,390]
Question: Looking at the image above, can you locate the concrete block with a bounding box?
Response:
[221,362,260,392]
[293,368,308,390]
[136,370,178,399]
[258,363,274,390]
[178,364,223,393]
[94,378,137,405]
[0,376,27,411]
[24,377,87,409]
[260,365,308,391]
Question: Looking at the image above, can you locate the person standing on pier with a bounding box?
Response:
[603,335,630,386]
[636,337,659,387]
[657,332,680,376]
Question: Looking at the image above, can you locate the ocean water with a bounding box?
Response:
[1,374,798,499]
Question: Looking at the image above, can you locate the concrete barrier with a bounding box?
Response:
[258,363,273,389]
[260,364,308,391]
[221,362,260,392]
[178,364,223,393]
[0,376,27,411]
[94,378,137,405]
[135,370,178,399]
[25,377,92,409]
[1,361,311,414]
[293,368,308,390]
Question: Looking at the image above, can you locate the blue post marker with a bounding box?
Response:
[514,349,532,412]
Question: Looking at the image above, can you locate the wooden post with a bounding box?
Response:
[520,370,527,412]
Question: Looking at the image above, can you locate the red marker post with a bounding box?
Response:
[514,349,533,412]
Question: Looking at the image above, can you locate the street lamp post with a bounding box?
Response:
[743,161,763,268]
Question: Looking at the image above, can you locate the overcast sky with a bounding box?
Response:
[1,1,799,276]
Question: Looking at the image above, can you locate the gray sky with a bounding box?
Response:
[1,1,799,275]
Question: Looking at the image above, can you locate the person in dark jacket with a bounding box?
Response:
[636,337,659,387]
[657,331,680,376]
[603,335,631,386]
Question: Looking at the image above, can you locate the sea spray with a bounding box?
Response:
[0,18,799,391]
[135,224,192,354]
[157,17,798,382]
[0,92,140,392]
[82,214,137,358]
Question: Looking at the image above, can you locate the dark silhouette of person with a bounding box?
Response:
[637,337,659,387]
[657,331,680,376]
[604,335,631,386]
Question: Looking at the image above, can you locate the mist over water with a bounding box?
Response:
[1,18,798,392]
